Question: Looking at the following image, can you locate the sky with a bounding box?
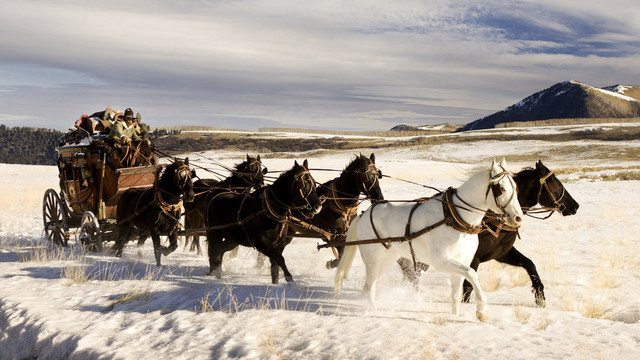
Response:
[1,0,639,131]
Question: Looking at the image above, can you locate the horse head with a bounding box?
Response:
[352,153,384,202]
[236,154,267,189]
[488,158,523,228]
[169,157,195,202]
[535,160,579,216]
[289,159,322,218]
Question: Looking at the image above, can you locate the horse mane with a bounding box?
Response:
[344,154,368,173]
[233,158,251,171]
[514,167,536,181]
[459,165,491,181]
[158,161,179,182]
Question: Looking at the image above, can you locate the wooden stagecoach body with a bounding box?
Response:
[43,137,159,249]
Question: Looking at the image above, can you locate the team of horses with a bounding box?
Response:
[107,154,579,321]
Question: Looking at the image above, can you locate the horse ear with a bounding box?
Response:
[535,160,548,174]
[303,159,309,170]
[490,158,499,174]
[247,154,250,162]
[257,155,261,161]
[499,157,507,169]
[185,157,189,165]
[294,160,299,168]
[370,153,376,163]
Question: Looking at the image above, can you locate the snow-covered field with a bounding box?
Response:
[1,135,640,359]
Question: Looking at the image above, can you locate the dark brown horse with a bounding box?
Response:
[206,160,322,284]
[183,155,266,254]
[110,158,194,266]
[399,160,579,307]
[290,153,384,268]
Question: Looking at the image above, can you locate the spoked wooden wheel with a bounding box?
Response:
[78,211,102,252]
[42,189,68,246]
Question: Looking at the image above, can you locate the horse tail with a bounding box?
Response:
[334,214,360,297]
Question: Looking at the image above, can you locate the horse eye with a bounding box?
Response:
[501,186,506,193]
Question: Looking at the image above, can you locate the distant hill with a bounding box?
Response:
[390,123,462,133]
[457,81,640,132]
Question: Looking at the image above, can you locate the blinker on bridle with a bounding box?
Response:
[486,166,517,216]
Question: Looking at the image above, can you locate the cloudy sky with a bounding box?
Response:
[1,0,639,131]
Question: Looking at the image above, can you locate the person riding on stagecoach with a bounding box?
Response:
[107,108,155,168]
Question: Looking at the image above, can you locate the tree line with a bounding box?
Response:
[0,125,63,165]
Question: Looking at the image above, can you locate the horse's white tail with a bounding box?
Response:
[334,215,360,297]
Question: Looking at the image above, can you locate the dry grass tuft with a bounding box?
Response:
[561,289,612,319]
[62,264,90,286]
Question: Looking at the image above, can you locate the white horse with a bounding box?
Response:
[334,159,523,321]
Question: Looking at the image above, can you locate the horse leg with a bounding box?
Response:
[462,257,480,303]
[496,247,545,307]
[258,247,293,284]
[137,232,148,247]
[111,226,133,257]
[436,257,488,321]
[161,232,178,256]
[150,233,163,266]
[450,274,465,316]
[189,235,202,255]
[206,230,225,278]
[361,246,396,305]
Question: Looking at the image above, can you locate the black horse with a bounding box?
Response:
[399,160,579,307]
[183,155,267,254]
[290,153,384,269]
[206,160,322,284]
[110,158,195,266]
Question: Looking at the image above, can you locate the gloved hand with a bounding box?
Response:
[144,139,151,146]
[121,136,132,145]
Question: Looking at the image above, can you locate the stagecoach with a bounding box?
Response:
[42,135,159,251]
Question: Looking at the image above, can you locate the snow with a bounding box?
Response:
[2,139,640,359]
[593,87,639,102]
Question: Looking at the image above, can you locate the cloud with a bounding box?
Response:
[1,0,639,131]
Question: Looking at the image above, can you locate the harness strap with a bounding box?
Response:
[443,189,484,235]
[328,181,359,221]
[369,203,386,247]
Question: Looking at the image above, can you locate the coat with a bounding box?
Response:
[108,120,143,143]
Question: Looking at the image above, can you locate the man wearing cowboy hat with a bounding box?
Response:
[108,108,150,146]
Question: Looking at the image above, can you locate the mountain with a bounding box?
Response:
[457,81,640,132]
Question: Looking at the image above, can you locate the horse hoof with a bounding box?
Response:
[476,311,489,322]
[325,260,338,269]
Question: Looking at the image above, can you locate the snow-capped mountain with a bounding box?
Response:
[457,80,640,132]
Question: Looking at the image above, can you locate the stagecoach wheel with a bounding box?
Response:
[42,189,68,246]
[78,211,102,252]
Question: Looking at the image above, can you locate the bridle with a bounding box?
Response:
[486,167,518,217]
[263,168,318,220]
[292,169,318,212]
[238,159,266,186]
[537,170,566,213]
[356,162,382,199]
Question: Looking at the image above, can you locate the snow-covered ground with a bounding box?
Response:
[1,137,640,359]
